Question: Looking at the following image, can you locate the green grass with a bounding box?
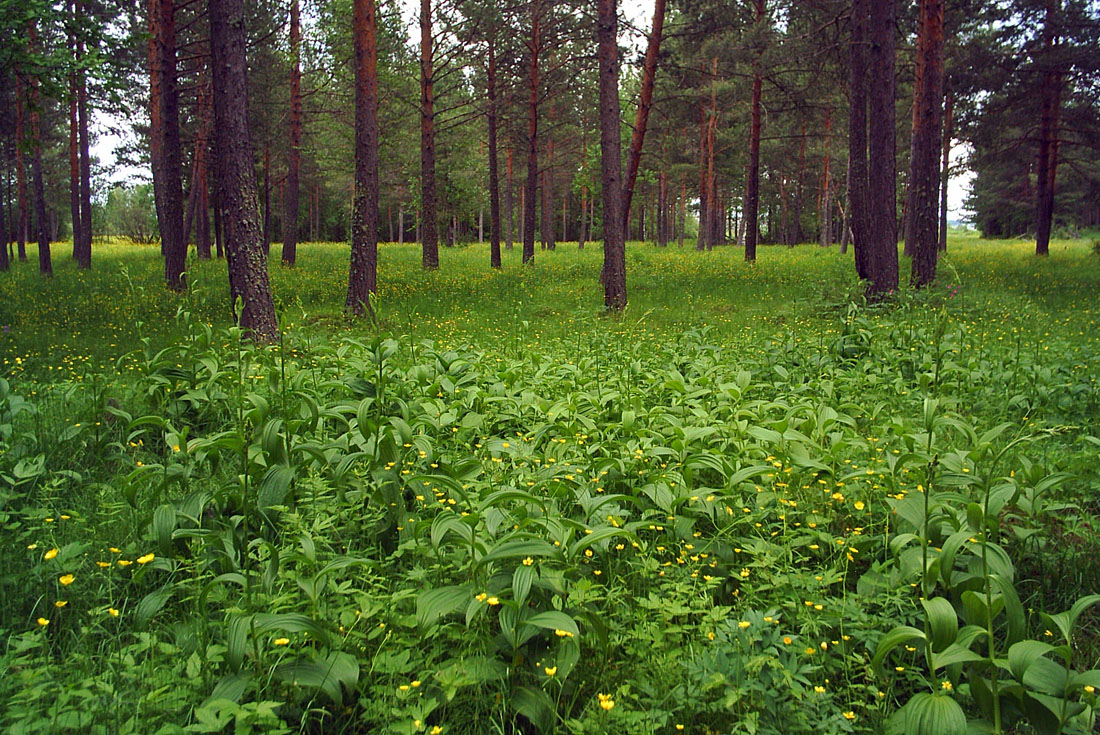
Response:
[1,237,1099,734]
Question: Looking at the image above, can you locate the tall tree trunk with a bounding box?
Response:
[657,172,667,247]
[213,190,224,257]
[76,0,92,267]
[562,190,568,243]
[706,113,718,250]
[678,174,685,247]
[283,0,301,265]
[939,85,953,252]
[69,7,82,262]
[794,124,806,243]
[15,76,28,261]
[487,38,501,268]
[0,151,7,271]
[621,0,667,229]
[695,99,707,251]
[523,7,539,264]
[866,0,899,295]
[820,108,833,246]
[150,0,186,290]
[745,1,764,261]
[848,0,870,279]
[598,0,626,309]
[1034,0,1061,256]
[505,148,514,250]
[578,185,588,249]
[420,0,439,269]
[262,143,271,252]
[197,149,211,258]
[347,0,379,314]
[543,140,555,250]
[908,0,944,288]
[209,0,278,340]
[902,20,927,259]
[28,25,51,277]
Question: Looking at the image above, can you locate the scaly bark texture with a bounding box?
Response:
[1034,0,1061,256]
[419,0,439,269]
[847,0,870,280]
[908,0,944,288]
[866,0,899,295]
[28,24,51,277]
[523,7,539,264]
[77,0,93,269]
[347,0,380,315]
[282,0,301,266]
[70,8,82,262]
[597,0,625,310]
[621,0,667,229]
[744,0,764,263]
[209,0,279,341]
[487,39,501,268]
[15,77,28,261]
[149,0,186,290]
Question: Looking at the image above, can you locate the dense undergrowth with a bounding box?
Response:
[1,239,1099,734]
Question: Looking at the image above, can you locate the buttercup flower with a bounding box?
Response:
[37,617,49,627]
[59,574,75,586]
[137,553,155,564]
[44,548,59,560]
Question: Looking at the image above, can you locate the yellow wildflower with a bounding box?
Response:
[273,638,290,646]
[44,548,59,560]
[58,574,75,586]
[137,553,155,564]
[37,617,49,627]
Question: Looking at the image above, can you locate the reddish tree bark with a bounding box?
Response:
[149,0,186,290]
[209,0,278,341]
[523,7,539,264]
[282,0,302,266]
[420,0,439,269]
[347,0,380,314]
[706,110,718,250]
[487,38,501,268]
[621,0,667,229]
[598,0,625,309]
[908,0,945,288]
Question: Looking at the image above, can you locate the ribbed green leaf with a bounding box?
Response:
[417,585,472,630]
[524,610,579,638]
[902,692,967,735]
[922,597,959,653]
[872,626,927,677]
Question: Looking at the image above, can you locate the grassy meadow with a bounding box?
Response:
[1,237,1099,734]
